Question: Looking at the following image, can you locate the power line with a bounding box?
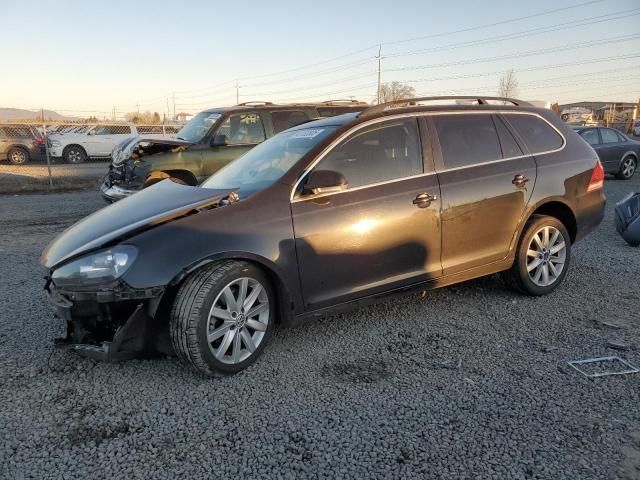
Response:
[385,8,640,59]
[386,34,640,72]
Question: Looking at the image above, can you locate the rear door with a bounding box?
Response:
[431,112,537,274]
[291,117,442,310]
[598,128,626,170]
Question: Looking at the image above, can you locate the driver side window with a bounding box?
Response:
[217,113,266,145]
[315,119,423,189]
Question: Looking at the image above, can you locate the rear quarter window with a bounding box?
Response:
[504,114,564,154]
[271,110,311,134]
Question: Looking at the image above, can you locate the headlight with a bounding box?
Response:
[52,246,137,288]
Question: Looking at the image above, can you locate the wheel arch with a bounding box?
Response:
[62,143,88,156]
[147,169,199,186]
[166,252,295,325]
[525,200,577,243]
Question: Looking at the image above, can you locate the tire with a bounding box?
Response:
[502,215,571,296]
[170,261,275,377]
[7,147,30,165]
[63,145,87,164]
[615,155,637,180]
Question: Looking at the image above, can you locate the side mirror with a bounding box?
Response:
[303,170,348,195]
[210,134,228,147]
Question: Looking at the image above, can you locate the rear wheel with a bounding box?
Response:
[615,155,637,180]
[503,215,571,296]
[64,145,87,164]
[170,261,274,376]
[7,147,30,165]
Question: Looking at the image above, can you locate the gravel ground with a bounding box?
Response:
[0,162,106,194]
[0,177,639,480]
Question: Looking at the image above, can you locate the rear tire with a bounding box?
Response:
[170,261,275,377]
[502,215,571,296]
[615,155,636,180]
[64,145,87,164]
[7,147,30,165]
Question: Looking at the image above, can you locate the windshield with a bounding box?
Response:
[176,111,222,142]
[201,126,337,197]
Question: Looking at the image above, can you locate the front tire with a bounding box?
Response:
[7,147,30,165]
[615,155,637,180]
[64,145,87,164]
[170,261,275,377]
[503,215,571,296]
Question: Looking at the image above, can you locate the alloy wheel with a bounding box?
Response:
[10,150,27,164]
[206,277,269,365]
[621,157,636,179]
[67,148,82,163]
[526,226,567,287]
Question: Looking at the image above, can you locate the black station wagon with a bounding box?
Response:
[42,96,606,376]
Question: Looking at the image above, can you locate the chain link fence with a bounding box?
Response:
[0,122,182,194]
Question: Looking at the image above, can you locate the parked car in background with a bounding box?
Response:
[42,96,605,376]
[574,126,639,179]
[633,120,640,137]
[101,101,368,202]
[47,124,177,164]
[0,124,45,165]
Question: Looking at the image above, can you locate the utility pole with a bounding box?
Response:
[42,108,52,190]
[376,44,383,105]
[166,97,170,120]
[136,102,140,114]
[235,79,239,104]
[172,92,176,121]
[112,105,116,121]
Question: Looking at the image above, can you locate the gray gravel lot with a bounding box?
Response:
[0,178,639,479]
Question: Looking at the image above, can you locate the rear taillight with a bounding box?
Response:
[36,135,45,145]
[587,160,605,192]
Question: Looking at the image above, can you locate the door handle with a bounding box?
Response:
[413,192,437,208]
[512,174,530,188]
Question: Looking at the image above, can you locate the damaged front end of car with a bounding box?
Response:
[42,180,238,361]
[101,137,194,202]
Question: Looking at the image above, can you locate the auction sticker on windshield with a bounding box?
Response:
[291,128,325,139]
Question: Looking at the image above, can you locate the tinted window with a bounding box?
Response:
[578,129,600,145]
[434,114,501,169]
[271,110,311,134]
[217,113,266,145]
[504,114,563,153]
[600,128,620,144]
[317,119,422,188]
[494,115,523,157]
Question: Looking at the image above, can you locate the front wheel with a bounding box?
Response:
[170,261,275,377]
[502,215,571,296]
[615,155,637,180]
[64,145,87,164]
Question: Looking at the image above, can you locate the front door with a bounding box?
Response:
[201,112,266,177]
[431,113,538,274]
[291,118,442,311]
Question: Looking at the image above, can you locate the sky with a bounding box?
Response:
[0,0,639,119]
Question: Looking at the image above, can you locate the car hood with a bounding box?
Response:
[112,137,194,166]
[41,180,235,269]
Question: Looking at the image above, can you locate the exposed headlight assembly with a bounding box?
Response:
[52,246,137,288]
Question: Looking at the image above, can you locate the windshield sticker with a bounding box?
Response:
[206,113,222,121]
[291,128,325,139]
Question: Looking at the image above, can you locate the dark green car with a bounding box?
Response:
[101,101,366,202]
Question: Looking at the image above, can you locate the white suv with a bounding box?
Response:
[48,124,179,163]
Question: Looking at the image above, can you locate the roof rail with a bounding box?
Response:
[359,96,532,118]
[322,99,368,105]
[236,101,274,106]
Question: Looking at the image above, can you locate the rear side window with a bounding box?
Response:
[317,118,422,188]
[494,115,523,158]
[271,110,311,134]
[504,114,563,154]
[579,129,599,145]
[600,128,620,144]
[433,114,502,169]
